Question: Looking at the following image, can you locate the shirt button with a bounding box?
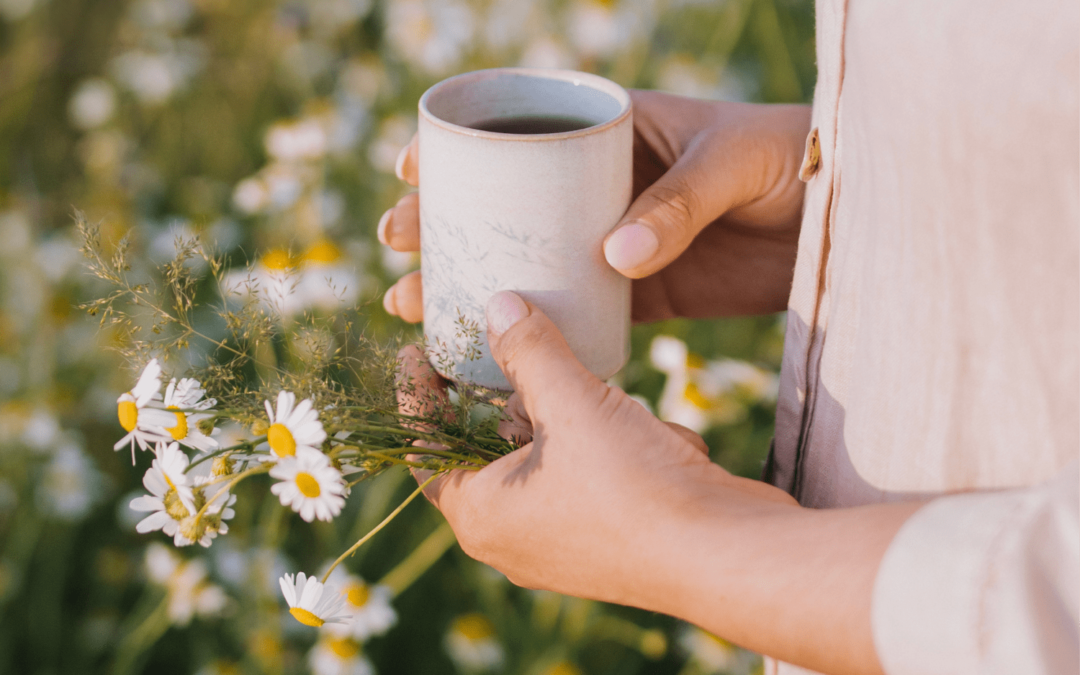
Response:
[799,127,821,182]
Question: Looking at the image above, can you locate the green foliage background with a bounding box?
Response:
[0,0,815,673]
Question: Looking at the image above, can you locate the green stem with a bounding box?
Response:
[321,473,440,584]
[377,521,458,597]
[185,436,267,472]
[111,595,170,675]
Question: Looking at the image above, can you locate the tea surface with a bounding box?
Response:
[469,115,597,134]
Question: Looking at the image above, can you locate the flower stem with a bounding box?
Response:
[192,464,271,521]
[377,521,457,597]
[321,473,440,584]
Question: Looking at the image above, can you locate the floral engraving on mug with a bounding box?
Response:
[421,210,559,383]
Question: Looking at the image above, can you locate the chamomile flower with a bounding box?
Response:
[323,575,397,640]
[279,572,353,628]
[270,448,346,522]
[130,441,197,546]
[309,636,374,675]
[263,391,327,460]
[160,378,219,453]
[445,613,504,672]
[180,479,237,548]
[114,359,176,462]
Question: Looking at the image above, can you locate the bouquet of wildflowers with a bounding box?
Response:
[78,214,518,640]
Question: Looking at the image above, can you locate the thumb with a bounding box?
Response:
[485,291,611,423]
[603,137,742,279]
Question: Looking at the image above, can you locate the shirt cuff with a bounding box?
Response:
[871,463,1079,675]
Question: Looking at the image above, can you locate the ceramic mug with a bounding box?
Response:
[418,68,633,390]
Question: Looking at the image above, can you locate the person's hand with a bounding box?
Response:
[380,91,811,323]
[396,290,797,603]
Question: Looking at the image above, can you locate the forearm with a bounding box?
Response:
[626,474,925,675]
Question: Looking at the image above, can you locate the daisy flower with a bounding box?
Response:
[309,636,374,675]
[445,613,504,672]
[279,572,352,628]
[114,359,176,462]
[324,575,397,641]
[130,441,198,546]
[179,479,237,548]
[160,378,219,453]
[270,448,346,522]
[264,391,327,460]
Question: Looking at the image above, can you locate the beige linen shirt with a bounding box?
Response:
[764,0,1080,673]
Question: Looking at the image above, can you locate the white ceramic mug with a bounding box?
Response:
[418,68,633,390]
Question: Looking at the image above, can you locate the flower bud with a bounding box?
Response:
[212,454,234,477]
[197,417,217,436]
[251,419,269,436]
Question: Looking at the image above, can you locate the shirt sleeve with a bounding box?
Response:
[871,461,1079,675]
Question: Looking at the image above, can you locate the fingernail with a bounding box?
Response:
[604,221,659,271]
[486,291,529,336]
[394,145,410,181]
[377,209,393,245]
[382,284,398,315]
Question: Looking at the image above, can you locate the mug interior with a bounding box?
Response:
[422,69,629,134]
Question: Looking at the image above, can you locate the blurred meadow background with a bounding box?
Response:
[0,0,815,673]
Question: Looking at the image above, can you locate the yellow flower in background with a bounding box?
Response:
[650,336,778,434]
[145,543,229,626]
[308,635,374,675]
[323,574,398,641]
[445,613,503,672]
[279,572,353,628]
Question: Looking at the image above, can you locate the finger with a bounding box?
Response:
[664,422,709,457]
[377,192,421,251]
[396,344,449,420]
[383,271,423,323]
[395,134,419,186]
[485,291,610,423]
[603,134,745,280]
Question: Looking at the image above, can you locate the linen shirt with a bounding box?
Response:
[763,0,1079,673]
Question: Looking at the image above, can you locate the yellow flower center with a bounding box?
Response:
[346,583,370,608]
[455,614,495,641]
[686,352,706,369]
[295,472,321,498]
[683,382,712,409]
[167,409,188,441]
[117,400,138,432]
[267,423,296,457]
[302,239,342,265]
[289,607,325,627]
[164,488,190,520]
[326,637,361,659]
[262,249,294,271]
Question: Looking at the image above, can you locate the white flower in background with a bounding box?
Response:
[0,0,37,21]
[232,177,268,214]
[650,336,778,434]
[130,441,197,546]
[129,0,193,32]
[385,0,475,76]
[380,246,418,277]
[309,636,374,675]
[220,248,302,315]
[279,572,353,627]
[445,613,504,672]
[519,36,576,69]
[323,574,397,641]
[678,626,757,674]
[19,408,61,451]
[114,359,176,462]
[263,391,327,459]
[270,448,346,522]
[265,118,327,163]
[367,115,415,174]
[36,442,104,521]
[306,0,371,37]
[110,41,204,105]
[68,79,117,130]
[145,543,229,626]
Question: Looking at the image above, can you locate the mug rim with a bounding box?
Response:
[419,67,632,141]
